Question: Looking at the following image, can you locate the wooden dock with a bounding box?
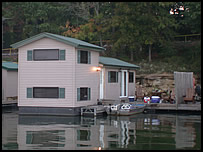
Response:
[81,105,106,116]
[145,103,201,111]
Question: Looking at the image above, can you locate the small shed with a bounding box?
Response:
[99,56,140,101]
[2,62,18,102]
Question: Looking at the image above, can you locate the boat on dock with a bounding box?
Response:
[106,103,146,116]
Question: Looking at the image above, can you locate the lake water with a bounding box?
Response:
[2,106,201,150]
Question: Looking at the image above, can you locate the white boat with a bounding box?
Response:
[105,104,121,115]
[106,103,146,116]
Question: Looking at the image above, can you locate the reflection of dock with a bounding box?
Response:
[145,103,201,112]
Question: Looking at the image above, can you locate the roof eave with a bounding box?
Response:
[100,64,140,70]
[11,33,45,48]
[2,67,18,71]
[77,45,105,52]
[11,33,78,49]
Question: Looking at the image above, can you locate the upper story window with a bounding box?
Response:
[27,49,65,61]
[129,72,134,83]
[34,49,59,61]
[77,50,91,64]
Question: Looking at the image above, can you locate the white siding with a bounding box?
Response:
[18,38,76,107]
[75,50,100,107]
[103,68,136,101]
[18,37,100,108]
[128,70,136,96]
[7,71,18,97]
[2,69,18,100]
[104,68,121,101]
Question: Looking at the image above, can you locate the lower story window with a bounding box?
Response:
[27,87,65,98]
[77,87,91,101]
[33,87,59,98]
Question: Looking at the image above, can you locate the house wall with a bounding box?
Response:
[103,68,136,101]
[2,69,18,100]
[18,38,76,107]
[128,70,136,96]
[103,68,121,101]
[7,70,18,98]
[75,50,100,107]
[18,37,100,109]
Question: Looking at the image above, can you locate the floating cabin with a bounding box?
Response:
[2,62,18,102]
[11,32,139,116]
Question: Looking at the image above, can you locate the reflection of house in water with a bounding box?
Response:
[16,114,200,150]
[17,115,139,150]
[18,116,106,150]
[2,110,19,150]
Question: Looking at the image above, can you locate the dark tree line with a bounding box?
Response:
[2,2,201,65]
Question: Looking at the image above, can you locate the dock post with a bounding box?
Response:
[81,108,83,116]
[94,108,96,117]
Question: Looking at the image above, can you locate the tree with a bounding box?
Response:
[2,2,86,47]
[62,2,114,47]
[108,2,177,62]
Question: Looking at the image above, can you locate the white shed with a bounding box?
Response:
[2,62,18,102]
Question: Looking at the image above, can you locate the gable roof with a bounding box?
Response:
[11,32,105,52]
[99,56,140,69]
[2,61,18,71]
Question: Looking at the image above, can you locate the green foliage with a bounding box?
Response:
[171,2,201,34]
[2,2,201,76]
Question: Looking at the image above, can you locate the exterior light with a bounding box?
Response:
[93,67,101,72]
[98,147,102,150]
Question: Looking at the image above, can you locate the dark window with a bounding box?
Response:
[78,50,91,64]
[77,87,91,101]
[108,71,118,83]
[129,72,134,83]
[33,87,59,98]
[80,51,88,64]
[33,49,59,61]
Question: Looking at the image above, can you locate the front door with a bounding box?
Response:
[120,70,128,97]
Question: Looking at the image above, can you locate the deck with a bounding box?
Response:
[145,103,201,111]
[81,105,106,116]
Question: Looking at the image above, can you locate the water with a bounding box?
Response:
[2,106,201,150]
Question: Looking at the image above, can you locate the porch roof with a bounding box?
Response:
[99,56,140,69]
[2,61,18,71]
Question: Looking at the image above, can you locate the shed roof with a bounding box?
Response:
[99,56,140,69]
[2,62,18,71]
[11,32,105,52]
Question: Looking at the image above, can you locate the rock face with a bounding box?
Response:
[136,73,175,96]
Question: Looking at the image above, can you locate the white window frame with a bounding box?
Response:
[120,70,128,97]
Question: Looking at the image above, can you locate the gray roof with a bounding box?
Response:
[2,61,18,71]
[99,56,140,69]
[11,32,105,52]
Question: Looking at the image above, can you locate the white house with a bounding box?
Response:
[11,32,105,115]
[11,32,139,116]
